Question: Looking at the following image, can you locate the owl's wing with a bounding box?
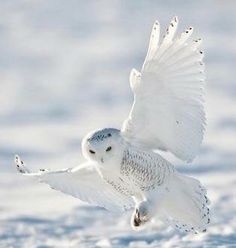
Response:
[14,155,134,212]
[121,17,206,162]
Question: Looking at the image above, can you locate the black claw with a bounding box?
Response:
[133,216,141,227]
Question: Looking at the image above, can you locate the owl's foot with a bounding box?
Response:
[131,201,151,230]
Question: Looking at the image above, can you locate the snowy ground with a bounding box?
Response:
[0,1,236,247]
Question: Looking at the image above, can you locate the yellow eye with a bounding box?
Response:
[106,146,112,152]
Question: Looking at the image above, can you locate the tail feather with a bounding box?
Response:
[162,173,210,234]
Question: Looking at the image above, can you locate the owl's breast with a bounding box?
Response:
[120,147,175,192]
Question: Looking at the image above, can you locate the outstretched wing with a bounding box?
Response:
[15,155,134,212]
[122,17,206,162]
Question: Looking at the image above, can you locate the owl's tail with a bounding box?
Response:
[161,173,210,234]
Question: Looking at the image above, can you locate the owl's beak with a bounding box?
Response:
[100,157,104,163]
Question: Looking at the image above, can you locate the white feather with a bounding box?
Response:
[14,155,134,213]
[129,68,141,92]
[122,16,206,162]
[143,20,160,66]
[161,173,210,233]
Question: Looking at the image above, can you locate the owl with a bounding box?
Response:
[15,16,210,233]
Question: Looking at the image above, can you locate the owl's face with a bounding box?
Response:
[82,128,123,164]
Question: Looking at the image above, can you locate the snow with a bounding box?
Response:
[0,0,236,247]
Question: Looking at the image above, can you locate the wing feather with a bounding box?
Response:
[143,20,160,66]
[122,17,206,162]
[15,155,134,212]
[129,68,141,92]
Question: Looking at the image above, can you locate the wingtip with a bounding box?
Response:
[185,26,194,34]
[194,38,203,44]
[14,154,30,174]
[172,16,178,23]
[15,154,20,163]
[154,19,159,25]
[189,26,194,31]
[130,68,140,75]
[152,20,160,31]
[15,154,22,172]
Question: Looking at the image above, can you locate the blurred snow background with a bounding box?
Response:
[0,0,236,247]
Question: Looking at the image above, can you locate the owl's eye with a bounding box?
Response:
[89,149,96,154]
[106,146,112,152]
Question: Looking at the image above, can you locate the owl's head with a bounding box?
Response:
[82,128,123,164]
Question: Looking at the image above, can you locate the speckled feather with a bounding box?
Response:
[120,147,175,192]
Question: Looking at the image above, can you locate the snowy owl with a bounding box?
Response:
[15,17,210,234]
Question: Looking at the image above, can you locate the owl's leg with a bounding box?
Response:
[131,189,166,230]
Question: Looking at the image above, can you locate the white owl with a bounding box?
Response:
[15,17,210,233]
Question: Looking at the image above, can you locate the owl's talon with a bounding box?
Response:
[131,204,151,230]
[133,210,142,227]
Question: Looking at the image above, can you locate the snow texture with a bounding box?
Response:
[0,1,236,247]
